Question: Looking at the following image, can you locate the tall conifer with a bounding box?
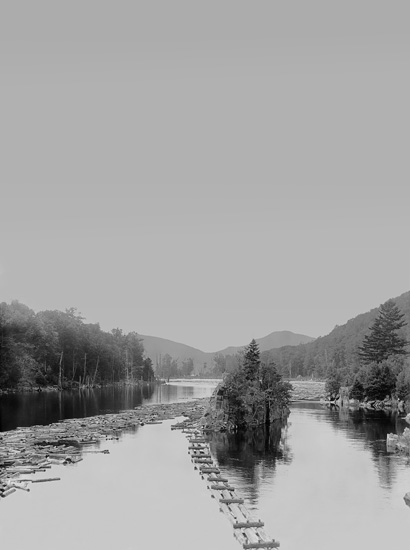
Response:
[243,339,261,380]
[358,299,408,364]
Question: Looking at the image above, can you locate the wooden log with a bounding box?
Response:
[207,476,229,482]
[31,477,61,483]
[1,488,16,498]
[191,453,212,458]
[220,498,245,504]
[234,521,265,529]
[211,484,235,491]
[199,467,220,474]
[242,542,279,549]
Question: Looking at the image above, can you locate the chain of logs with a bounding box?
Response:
[172,418,280,549]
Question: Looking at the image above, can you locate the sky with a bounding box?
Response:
[1,1,409,352]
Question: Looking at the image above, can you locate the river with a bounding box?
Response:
[1,381,410,549]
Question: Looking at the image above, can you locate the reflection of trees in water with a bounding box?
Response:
[294,402,408,490]
[0,384,157,431]
[207,419,291,504]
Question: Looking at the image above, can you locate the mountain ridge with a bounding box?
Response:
[140,330,315,373]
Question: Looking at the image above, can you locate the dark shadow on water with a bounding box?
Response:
[0,385,156,431]
[207,420,291,504]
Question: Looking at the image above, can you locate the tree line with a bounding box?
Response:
[0,300,155,390]
[154,354,195,379]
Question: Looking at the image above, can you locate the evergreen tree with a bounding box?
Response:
[363,362,396,401]
[358,299,408,364]
[349,375,365,401]
[243,339,261,381]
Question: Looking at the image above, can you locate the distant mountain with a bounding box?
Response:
[139,334,212,371]
[216,331,315,356]
[140,330,315,374]
[261,291,410,379]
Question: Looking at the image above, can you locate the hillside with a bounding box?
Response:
[141,330,315,374]
[139,334,212,371]
[261,291,410,380]
[218,331,315,356]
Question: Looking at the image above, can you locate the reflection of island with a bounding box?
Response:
[207,419,291,505]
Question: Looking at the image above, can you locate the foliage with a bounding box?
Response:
[324,367,342,399]
[362,362,396,401]
[243,339,261,381]
[0,300,155,389]
[358,299,408,364]
[222,341,291,430]
[396,365,410,401]
[349,375,365,401]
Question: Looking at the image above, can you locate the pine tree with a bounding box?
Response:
[358,299,408,364]
[243,339,261,381]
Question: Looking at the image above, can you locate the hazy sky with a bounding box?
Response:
[1,1,409,352]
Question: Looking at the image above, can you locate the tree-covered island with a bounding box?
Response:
[203,339,292,432]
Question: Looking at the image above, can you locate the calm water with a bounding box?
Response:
[0,380,218,431]
[209,402,410,550]
[1,383,410,550]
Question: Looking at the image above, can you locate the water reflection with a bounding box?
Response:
[294,403,410,489]
[0,380,218,431]
[208,420,291,505]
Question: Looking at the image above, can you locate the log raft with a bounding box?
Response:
[1,398,207,500]
[176,419,280,549]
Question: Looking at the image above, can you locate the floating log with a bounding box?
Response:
[207,476,229,482]
[199,467,220,474]
[234,521,265,529]
[31,477,61,483]
[211,484,235,491]
[220,498,244,504]
[1,487,16,498]
[243,542,279,549]
[191,453,212,458]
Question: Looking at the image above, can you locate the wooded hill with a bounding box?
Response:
[261,291,410,382]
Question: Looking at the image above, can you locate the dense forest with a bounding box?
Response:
[0,301,155,390]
